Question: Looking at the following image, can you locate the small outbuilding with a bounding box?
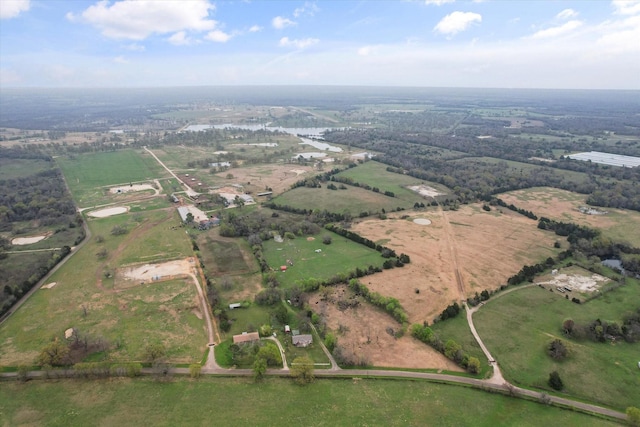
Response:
[280,266,287,272]
[232,331,260,345]
[229,303,242,310]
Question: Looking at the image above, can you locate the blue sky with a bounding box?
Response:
[1,0,639,89]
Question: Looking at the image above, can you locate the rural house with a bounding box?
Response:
[232,331,260,345]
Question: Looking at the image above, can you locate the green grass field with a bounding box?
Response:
[272,185,411,215]
[335,161,450,204]
[56,150,169,206]
[430,312,491,378]
[474,282,640,410]
[0,158,54,179]
[0,377,620,426]
[262,231,383,289]
[0,209,202,366]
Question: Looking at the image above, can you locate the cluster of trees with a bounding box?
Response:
[466,290,491,307]
[348,279,408,324]
[436,301,462,321]
[493,198,538,220]
[537,218,600,243]
[410,323,481,374]
[507,257,557,286]
[324,224,411,265]
[562,311,640,343]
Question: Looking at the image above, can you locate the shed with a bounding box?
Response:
[232,331,260,345]
[229,303,242,310]
[284,325,291,334]
[280,266,287,272]
[292,334,313,347]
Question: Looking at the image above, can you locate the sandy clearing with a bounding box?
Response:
[310,285,462,371]
[408,185,444,198]
[413,218,432,225]
[88,206,129,218]
[116,258,195,287]
[41,282,57,289]
[110,184,155,194]
[11,234,49,245]
[537,272,610,293]
[213,164,315,194]
[351,206,557,323]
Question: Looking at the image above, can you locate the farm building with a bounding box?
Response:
[232,331,260,345]
[177,205,209,224]
[229,303,242,310]
[292,334,313,347]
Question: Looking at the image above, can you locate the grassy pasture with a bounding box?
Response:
[0,158,54,179]
[430,312,491,378]
[196,234,257,275]
[56,150,168,206]
[0,377,620,426]
[498,187,640,246]
[272,185,411,215]
[335,161,450,204]
[262,231,383,289]
[0,209,202,366]
[474,282,640,410]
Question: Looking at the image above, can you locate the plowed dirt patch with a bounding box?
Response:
[310,286,462,371]
[351,205,557,323]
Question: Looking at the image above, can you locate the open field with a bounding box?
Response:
[310,285,462,371]
[0,158,54,179]
[349,205,559,323]
[498,187,640,246]
[0,209,203,365]
[262,231,383,289]
[0,377,618,427]
[474,282,640,410]
[196,233,258,276]
[272,184,413,214]
[335,161,450,203]
[56,150,169,206]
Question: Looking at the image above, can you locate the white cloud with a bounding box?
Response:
[124,43,145,51]
[67,0,216,40]
[1,0,30,19]
[293,2,319,18]
[434,11,482,35]
[168,31,194,46]
[556,9,579,20]
[425,0,455,5]
[612,0,640,15]
[113,56,128,64]
[272,16,296,29]
[529,20,583,39]
[205,30,232,43]
[249,25,262,33]
[596,15,640,54]
[358,45,377,56]
[279,37,318,49]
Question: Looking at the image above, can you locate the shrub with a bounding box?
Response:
[548,339,568,361]
[189,364,202,378]
[548,371,563,391]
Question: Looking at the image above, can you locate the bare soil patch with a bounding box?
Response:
[536,267,610,294]
[351,206,557,323]
[115,258,195,289]
[309,286,462,371]
[88,206,129,218]
[408,185,444,198]
[11,232,51,245]
[214,164,315,195]
[109,183,156,194]
[41,282,57,289]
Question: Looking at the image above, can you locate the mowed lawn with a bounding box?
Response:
[0,209,203,366]
[272,185,410,215]
[56,149,169,206]
[0,377,619,426]
[498,186,640,246]
[474,281,640,410]
[335,161,450,204]
[262,231,383,288]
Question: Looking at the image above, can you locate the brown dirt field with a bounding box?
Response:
[498,187,640,246]
[350,204,558,323]
[309,286,462,371]
[213,164,315,195]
